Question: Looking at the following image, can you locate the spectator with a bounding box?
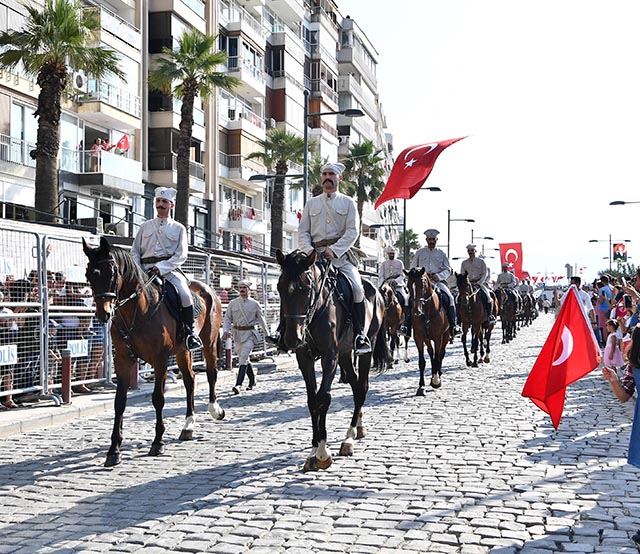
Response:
[0,290,18,409]
[604,319,624,370]
[597,275,613,346]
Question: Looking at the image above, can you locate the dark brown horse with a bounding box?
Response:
[380,282,409,366]
[495,287,518,344]
[455,272,497,367]
[405,267,450,394]
[275,249,390,472]
[83,236,224,467]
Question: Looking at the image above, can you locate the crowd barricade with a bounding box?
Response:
[0,222,283,407]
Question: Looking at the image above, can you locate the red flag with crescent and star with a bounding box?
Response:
[374,137,466,209]
[499,242,523,280]
[522,286,601,429]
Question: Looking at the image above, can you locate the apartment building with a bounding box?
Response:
[0,0,397,261]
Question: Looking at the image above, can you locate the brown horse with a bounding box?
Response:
[83,236,224,467]
[405,267,450,394]
[455,272,497,367]
[380,282,410,366]
[495,287,518,344]
[275,249,390,472]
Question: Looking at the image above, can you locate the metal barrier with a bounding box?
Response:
[0,222,282,407]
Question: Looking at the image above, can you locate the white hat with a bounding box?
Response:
[155,187,177,202]
[321,162,345,175]
[238,279,252,288]
[424,229,440,239]
[466,244,477,251]
[386,246,397,254]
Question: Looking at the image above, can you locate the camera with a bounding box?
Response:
[625,295,632,309]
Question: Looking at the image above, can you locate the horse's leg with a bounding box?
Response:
[338,352,369,457]
[148,361,169,457]
[426,340,441,389]
[175,350,197,441]
[201,334,225,421]
[104,359,135,467]
[416,341,426,396]
[471,329,479,368]
[461,327,472,367]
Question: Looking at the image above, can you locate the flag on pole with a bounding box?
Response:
[374,137,466,209]
[522,286,601,429]
[116,134,130,153]
[499,242,523,280]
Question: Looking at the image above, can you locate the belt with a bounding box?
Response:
[141,256,171,264]
[233,325,255,331]
[312,238,339,248]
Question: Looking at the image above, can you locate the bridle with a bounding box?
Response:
[90,255,156,312]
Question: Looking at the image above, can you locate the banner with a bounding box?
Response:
[613,243,627,263]
[499,242,523,280]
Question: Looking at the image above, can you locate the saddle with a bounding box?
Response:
[156,278,203,325]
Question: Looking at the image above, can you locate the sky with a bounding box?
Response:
[335,0,640,284]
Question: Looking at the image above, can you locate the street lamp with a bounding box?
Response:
[302,89,365,206]
[610,200,640,206]
[589,234,631,271]
[447,210,474,258]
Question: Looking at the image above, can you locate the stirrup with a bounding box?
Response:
[354,335,372,355]
[186,334,203,351]
[398,325,409,337]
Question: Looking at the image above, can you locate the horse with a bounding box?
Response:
[405,267,450,394]
[275,249,390,472]
[455,272,497,367]
[495,287,518,344]
[82,236,224,467]
[379,282,410,366]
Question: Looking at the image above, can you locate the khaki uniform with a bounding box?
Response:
[223,296,269,365]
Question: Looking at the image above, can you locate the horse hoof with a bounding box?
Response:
[416,387,425,396]
[303,456,317,472]
[104,453,121,468]
[466,360,473,367]
[315,455,333,470]
[148,443,165,457]
[484,357,490,364]
[472,362,478,368]
[431,377,441,389]
[356,425,366,439]
[393,360,399,365]
[179,429,193,441]
[339,442,354,457]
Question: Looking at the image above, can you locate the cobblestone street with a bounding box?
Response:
[1,314,639,553]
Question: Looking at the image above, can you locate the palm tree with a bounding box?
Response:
[149,29,239,227]
[395,229,421,266]
[0,0,124,223]
[246,128,305,255]
[341,140,386,246]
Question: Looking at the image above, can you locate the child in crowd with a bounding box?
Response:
[604,319,624,370]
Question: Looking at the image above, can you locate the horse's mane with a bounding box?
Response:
[455,271,470,287]
[109,246,147,285]
[280,249,315,282]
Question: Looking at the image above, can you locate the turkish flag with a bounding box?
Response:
[499,242,523,279]
[374,137,466,209]
[522,287,601,429]
[116,134,130,152]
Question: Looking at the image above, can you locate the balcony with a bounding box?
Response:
[0,134,36,169]
[226,57,266,100]
[218,152,265,186]
[76,80,141,131]
[221,107,266,139]
[60,148,143,196]
[148,153,205,194]
[219,1,264,47]
[310,78,338,108]
[90,5,142,54]
[149,0,205,31]
[149,98,205,141]
[220,204,267,236]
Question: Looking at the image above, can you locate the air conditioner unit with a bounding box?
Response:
[104,222,127,236]
[77,217,103,234]
[73,72,87,92]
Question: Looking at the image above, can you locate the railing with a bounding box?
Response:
[147,153,205,180]
[80,80,142,118]
[0,134,36,168]
[310,79,338,104]
[220,0,263,36]
[90,5,141,50]
[61,148,141,181]
[180,0,205,18]
[227,56,265,83]
[224,205,264,222]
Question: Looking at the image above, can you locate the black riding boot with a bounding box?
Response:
[352,300,372,355]
[266,314,288,352]
[246,363,256,390]
[233,364,247,394]
[181,306,203,350]
[447,304,458,336]
[399,307,412,338]
[484,292,496,324]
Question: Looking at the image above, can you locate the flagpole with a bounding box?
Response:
[403,199,407,265]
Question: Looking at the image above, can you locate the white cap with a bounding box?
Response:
[238,279,252,288]
[321,162,345,175]
[386,246,397,254]
[155,187,177,202]
[424,229,440,239]
[466,244,477,251]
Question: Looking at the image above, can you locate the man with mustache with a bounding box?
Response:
[297,162,371,355]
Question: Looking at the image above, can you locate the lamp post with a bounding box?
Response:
[589,234,631,271]
[470,230,494,255]
[610,200,640,206]
[447,210,474,258]
[302,89,365,206]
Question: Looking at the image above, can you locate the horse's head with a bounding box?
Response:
[83,236,120,323]
[405,267,431,300]
[275,248,320,350]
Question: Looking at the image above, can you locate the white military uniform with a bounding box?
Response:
[411,245,455,306]
[460,256,489,287]
[378,257,406,289]
[496,271,519,290]
[223,295,269,365]
[298,190,364,302]
[131,215,192,307]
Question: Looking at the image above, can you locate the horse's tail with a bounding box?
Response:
[371,295,393,374]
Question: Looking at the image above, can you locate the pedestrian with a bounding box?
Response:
[131,187,202,350]
[222,279,269,394]
[604,319,624,370]
[602,325,640,544]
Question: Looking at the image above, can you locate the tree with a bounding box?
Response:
[0,0,124,223]
[341,140,386,247]
[149,29,239,227]
[245,128,305,255]
[394,229,421,266]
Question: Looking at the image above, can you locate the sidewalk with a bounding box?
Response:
[0,357,289,438]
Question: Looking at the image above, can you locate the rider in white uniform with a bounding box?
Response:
[131,187,202,350]
[460,244,496,324]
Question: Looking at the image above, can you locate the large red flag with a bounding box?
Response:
[522,287,601,429]
[499,242,523,279]
[116,134,130,153]
[374,137,466,209]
